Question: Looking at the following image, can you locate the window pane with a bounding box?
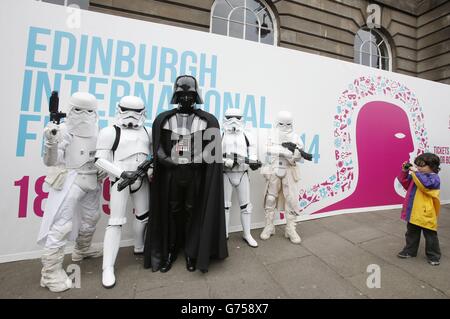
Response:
[229,0,244,7]
[210,0,276,46]
[258,12,273,30]
[381,57,390,70]
[361,42,371,54]
[245,24,259,42]
[368,41,378,57]
[247,0,264,12]
[229,20,244,38]
[213,0,232,18]
[261,29,274,44]
[361,52,371,67]
[372,30,384,44]
[379,46,389,59]
[373,55,381,69]
[211,17,228,35]
[230,7,245,23]
[357,29,372,43]
[245,8,259,27]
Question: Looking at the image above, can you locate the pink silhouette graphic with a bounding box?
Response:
[314,101,414,214]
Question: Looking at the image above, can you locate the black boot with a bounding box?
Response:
[185,256,196,272]
[160,253,177,273]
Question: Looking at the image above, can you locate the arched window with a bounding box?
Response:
[354,28,392,71]
[210,0,277,45]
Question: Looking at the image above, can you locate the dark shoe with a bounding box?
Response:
[160,253,177,273]
[397,251,416,259]
[427,259,440,266]
[186,256,196,272]
[200,269,208,274]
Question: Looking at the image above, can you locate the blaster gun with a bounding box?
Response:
[223,153,262,170]
[281,142,313,161]
[117,158,154,192]
[48,91,66,135]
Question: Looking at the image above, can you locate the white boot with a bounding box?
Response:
[72,231,102,262]
[40,247,73,293]
[285,212,301,244]
[260,210,276,240]
[225,208,230,239]
[241,212,258,247]
[133,217,147,255]
[102,225,121,288]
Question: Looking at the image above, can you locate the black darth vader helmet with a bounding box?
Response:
[170,75,204,105]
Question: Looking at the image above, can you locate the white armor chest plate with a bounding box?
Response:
[269,130,299,171]
[114,128,151,161]
[65,135,97,169]
[273,131,297,145]
[222,132,248,158]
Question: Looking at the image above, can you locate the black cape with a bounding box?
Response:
[143,108,228,272]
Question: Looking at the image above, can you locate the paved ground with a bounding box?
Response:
[1,204,449,299]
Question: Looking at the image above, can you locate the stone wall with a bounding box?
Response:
[89,0,450,84]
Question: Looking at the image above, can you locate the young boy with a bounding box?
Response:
[397,153,441,266]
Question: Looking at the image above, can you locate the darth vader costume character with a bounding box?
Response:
[143,75,228,273]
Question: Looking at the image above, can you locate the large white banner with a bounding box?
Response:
[1,0,449,262]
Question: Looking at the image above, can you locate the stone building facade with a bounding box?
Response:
[89,0,449,84]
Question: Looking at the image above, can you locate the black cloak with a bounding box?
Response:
[143,108,228,272]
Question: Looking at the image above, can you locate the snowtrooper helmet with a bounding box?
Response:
[223,108,244,133]
[276,110,294,134]
[65,92,98,137]
[170,75,203,111]
[116,96,146,129]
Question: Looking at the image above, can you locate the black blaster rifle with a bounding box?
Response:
[117,158,154,192]
[281,142,313,161]
[223,153,262,171]
[48,91,66,135]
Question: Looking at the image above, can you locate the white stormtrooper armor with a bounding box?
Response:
[37,92,103,293]
[222,108,258,247]
[260,111,303,244]
[95,96,152,288]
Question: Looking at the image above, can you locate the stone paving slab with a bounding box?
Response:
[0,205,449,299]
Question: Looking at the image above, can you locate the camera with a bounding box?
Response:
[402,162,413,170]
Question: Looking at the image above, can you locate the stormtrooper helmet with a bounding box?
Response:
[276,111,294,134]
[65,92,98,137]
[223,108,244,133]
[116,96,146,129]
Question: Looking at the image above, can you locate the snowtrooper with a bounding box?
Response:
[95,96,152,288]
[38,92,103,293]
[222,108,261,247]
[260,110,311,244]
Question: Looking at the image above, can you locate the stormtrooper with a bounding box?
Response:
[37,92,103,293]
[144,75,228,273]
[95,96,152,288]
[260,111,312,244]
[222,108,261,247]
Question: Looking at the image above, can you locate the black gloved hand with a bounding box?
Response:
[120,171,138,180]
[249,162,261,171]
[159,156,178,168]
[281,142,297,154]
